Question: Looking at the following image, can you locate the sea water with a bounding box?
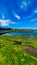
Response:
[3,31,37,36]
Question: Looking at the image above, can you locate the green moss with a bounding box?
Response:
[0,36,37,65]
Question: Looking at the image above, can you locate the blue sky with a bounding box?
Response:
[0,0,37,29]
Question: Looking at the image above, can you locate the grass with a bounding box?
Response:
[0,35,37,65]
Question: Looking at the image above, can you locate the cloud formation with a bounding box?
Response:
[0,19,16,27]
[14,13,21,20]
[34,9,37,13]
[31,18,37,22]
[0,0,37,28]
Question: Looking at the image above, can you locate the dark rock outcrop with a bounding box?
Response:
[13,40,22,45]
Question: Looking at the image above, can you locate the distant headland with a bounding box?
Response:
[0,28,37,35]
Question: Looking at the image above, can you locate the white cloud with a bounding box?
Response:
[23,1,27,7]
[20,1,31,10]
[0,19,16,26]
[11,21,16,24]
[31,18,37,22]
[14,13,21,20]
[0,19,9,26]
[34,9,37,13]
[20,1,27,9]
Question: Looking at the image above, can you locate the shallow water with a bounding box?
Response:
[3,31,37,36]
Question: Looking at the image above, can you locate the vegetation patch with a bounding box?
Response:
[0,36,37,65]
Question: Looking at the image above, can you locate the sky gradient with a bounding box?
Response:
[0,0,37,29]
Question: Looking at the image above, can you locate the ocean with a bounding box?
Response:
[2,31,37,36]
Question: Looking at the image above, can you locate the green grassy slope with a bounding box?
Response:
[0,36,37,65]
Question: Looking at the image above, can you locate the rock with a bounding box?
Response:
[22,45,37,57]
[13,40,22,45]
